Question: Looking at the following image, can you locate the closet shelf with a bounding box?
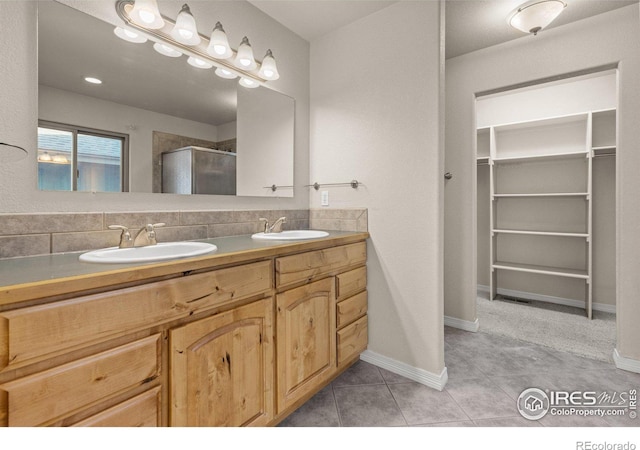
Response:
[492,261,589,280]
[493,192,588,198]
[492,229,589,238]
[492,151,588,164]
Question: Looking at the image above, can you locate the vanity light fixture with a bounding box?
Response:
[234,36,257,70]
[171,4,200,46]
[114,0,280,88]
[114,26,147,43]
[508,0,567,36]
[215,67,237,79]
[207,22,232,59]
[129,0,164,29]
[187,56,213,69]
[153,42,182,57]
[239,77,259,89]
[258,49,280,81]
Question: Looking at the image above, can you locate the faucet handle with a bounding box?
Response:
[149,223,166,229]
[258,218,269,233]
[108,225,133,248]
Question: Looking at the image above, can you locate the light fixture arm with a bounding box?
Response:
[115,0,267,84]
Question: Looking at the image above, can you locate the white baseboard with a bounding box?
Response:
[444,315,479,332]
[477,285,616,314]
[613,349,640,374]
[360,350,448,391]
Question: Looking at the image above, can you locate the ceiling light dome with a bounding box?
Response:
[508,0,567,36]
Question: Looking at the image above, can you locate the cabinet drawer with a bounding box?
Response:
[276,242,366,288]
[72,387,161,427]
[0,334,160,427]
[337,315,368,366]
[336,291,367,329]
[336,267,367,301]
[0,260,272,370]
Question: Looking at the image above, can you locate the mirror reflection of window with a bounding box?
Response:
[37,122,129,193]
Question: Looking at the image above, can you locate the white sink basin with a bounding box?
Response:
[79,241,217,264]
[251,230,330,241]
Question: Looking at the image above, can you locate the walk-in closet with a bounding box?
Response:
[476,70,616,354]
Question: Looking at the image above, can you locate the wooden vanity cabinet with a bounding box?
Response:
[275,278,336,413]
[273,241,368,415]
[0,234,369,427]
[169,298,274,426]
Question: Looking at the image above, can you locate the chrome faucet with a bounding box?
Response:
[109,223,165,248]
[258,216,287,234]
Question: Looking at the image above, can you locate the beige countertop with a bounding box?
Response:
[0,231,369,307]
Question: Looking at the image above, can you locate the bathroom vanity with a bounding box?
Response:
[0,231,369,426]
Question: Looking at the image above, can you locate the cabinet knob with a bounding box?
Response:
[444,172,453,180]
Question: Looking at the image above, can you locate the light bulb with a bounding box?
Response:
[215,67,238,79]
[114,27,147,43]
[258,49,279,80]
[187,56,213,69]
[171,4,200,46]
[153,42,182,57]
[234,36,257,70]
[129,0,165,29]
[239,77,259,88]
[207,22,232,59]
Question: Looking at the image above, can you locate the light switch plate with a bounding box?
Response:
[321,190,329,206]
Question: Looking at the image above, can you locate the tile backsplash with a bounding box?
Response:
[0,208,367,259]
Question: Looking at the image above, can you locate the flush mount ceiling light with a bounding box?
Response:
[508,0,567,36]
[114,0,280,88]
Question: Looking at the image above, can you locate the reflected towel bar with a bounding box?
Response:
[306,180,360,190]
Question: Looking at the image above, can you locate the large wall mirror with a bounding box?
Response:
[37,1,294,197]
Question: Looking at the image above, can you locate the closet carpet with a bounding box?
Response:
[476,294,616,363]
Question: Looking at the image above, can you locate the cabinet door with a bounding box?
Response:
[170,299,274,427]
[276,278,336,413]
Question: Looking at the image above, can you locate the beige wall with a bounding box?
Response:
[0,0,310,213]
[445,5,640,360]
[309,1,445,376]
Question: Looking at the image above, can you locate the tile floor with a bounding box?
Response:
[279,326,640,427]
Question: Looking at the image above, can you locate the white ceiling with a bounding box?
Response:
[445,0,638,59]
[248,0,397,42]
[249,0,638,58]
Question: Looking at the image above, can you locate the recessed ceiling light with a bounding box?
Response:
[84,77,103,84]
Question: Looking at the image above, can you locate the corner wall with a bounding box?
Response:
[309,1,445,381]
[445,5,640,361]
